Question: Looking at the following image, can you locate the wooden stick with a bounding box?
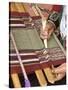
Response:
[44,68,55,84]
[42,18,47,48]
[42,18,47,50]
[35,70,47,86]
[44,39,47,48]
[11,73,21,88]
[53,33,66,55]
[10,32,31,87]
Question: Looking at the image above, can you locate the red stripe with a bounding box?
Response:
[9,11,29,18]
[52,5,62,12]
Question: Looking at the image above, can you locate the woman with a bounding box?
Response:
[40,5,66,81]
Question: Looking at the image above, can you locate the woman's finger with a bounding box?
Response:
[55,73,65,81]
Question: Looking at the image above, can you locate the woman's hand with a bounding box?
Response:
[40,21,55,39]
[54,63,66,81]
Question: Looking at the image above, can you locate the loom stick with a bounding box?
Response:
[42,18,47,48]
[35,70,47,86]
[10,32,31,87]
[44,68,55,84]
[53,33,66,55]
[11,73,21,88]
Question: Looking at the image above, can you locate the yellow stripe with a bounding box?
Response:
[44,68,55,84]
[10,2,17,12]
[11,74,21,88]
[15,3,25,13]
[35,70,47,86]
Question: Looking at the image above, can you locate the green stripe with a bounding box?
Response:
[10,28,44,50]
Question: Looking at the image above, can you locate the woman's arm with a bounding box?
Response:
[40,5,63,39]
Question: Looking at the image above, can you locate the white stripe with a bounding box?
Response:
[10,58,39,64]
[10,24,25,26]
[10,18,22,21]
[10,53,36,56]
